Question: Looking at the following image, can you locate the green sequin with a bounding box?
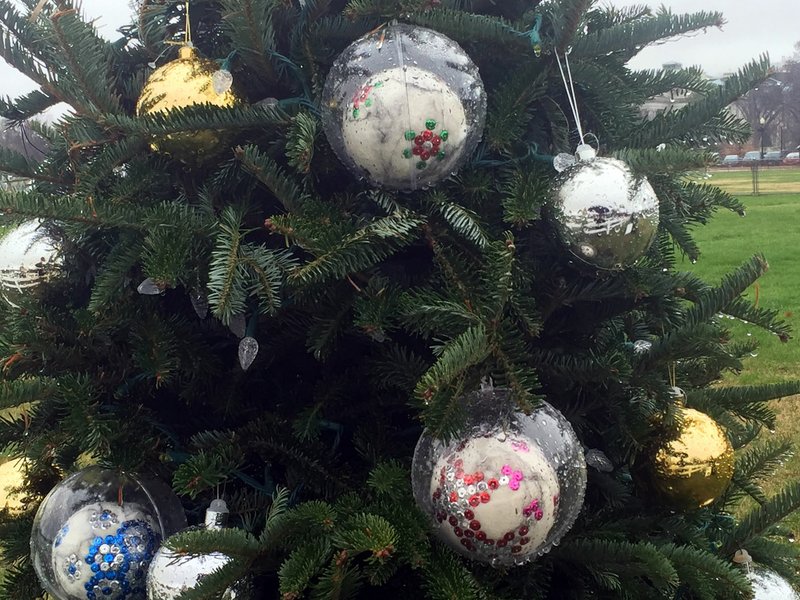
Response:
[439,130,449,141]
[416,161,427,170]
[374,81,384,88]
[437,150,446,160]
[404,131,416,141]
[425,119,437,130]
[402,148,412,159]
[365,98,373,107]
[352,108,360,119]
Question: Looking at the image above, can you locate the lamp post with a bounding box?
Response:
[759,116,767,159]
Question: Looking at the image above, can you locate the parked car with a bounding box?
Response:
[762,150,782,166]
[742,150,762,163]
[721,154,740,167]
[784,152,800,166]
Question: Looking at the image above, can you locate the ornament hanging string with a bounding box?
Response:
[554,49,586,146]
[184,1,192,45]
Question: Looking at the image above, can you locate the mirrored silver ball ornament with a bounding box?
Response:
[321,24,487,190]
[747,567,800,600]
[412,387,586,567]
[30,467,187,600]
[146,500,251,600]
[0,219,59,293]
[548,156,659,271]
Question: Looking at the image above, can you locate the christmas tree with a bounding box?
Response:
[1,1,800,598]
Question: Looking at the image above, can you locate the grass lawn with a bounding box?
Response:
[689,166,800,530]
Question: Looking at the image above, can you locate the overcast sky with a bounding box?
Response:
[0,0,797,101]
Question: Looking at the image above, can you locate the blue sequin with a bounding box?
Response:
[91,564,100,573]
[104,554,114,563]
[105,535,114,544]
[87,594,96,600]
[93,537,104,545]
[69,566,77,575]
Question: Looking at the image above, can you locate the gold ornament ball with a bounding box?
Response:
[649,408,734,508]
[0,458,26,512]
[136,46,240,163]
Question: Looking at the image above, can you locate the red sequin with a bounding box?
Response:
[432,135,442,146]
[518,526,529,536]
[412,146,422,156]
[504,532,515,541]
[474,471,484,482]
[460,538,470,547]
[454,459,463,468]
[464,530,474,538]
[488,478,499,490]
[469,520,481,531]
[476,531,487,541]
[453,526,463,537]
[448,516,458,527]
[469,495,480,507]
[449,492,458,503]
[414,135,425,146]
[485,538,494,545]
[511,546,522,554]
[463,474,474,485]
[422,130,433,141]
[455,469,464,479]
[420,150,431,161]
[497,540,507,548]
[534,509,544,521]
[520,537,530,545]
[464,509,474,520]
[479,492,491,504]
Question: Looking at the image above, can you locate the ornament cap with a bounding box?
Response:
[575,144,597,162]
[178,45,196,60]
[205,499,229,530]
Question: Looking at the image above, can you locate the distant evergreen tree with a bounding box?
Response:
[0,1,799,598]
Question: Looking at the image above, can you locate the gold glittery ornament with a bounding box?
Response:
[0,458,26,512]
[649,408,734,508]
[136,45,240,163]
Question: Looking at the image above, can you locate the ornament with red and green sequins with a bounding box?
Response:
[321,24,486,191]
[412,387,586,567]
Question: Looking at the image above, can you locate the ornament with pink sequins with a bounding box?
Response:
[412,387,586,567]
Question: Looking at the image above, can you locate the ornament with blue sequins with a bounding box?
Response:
[31,467,186,600]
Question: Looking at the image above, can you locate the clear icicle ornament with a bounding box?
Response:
[238,337,259,371]
[584,449,614,473]
[212,69,234,95]
[137,278,163,295]
[228,314,246,338]
[190,288,209,319]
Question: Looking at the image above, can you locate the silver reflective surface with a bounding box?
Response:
[549,157,660,271]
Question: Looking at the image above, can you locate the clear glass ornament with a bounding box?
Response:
[31,467,187,600]
[411,387,586,567]
[548,156,660,271]
[238,337,259,371]
[321,24,486,191]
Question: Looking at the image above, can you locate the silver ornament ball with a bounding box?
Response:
[748,567,800,600]
[0,219,59,293]
[548,157,659,271]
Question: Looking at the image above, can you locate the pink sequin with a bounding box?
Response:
[511,471,523,482]
[509,480,520,491]
[512,440,530,452]
[534,509,543,521]
[501,464,512,476]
